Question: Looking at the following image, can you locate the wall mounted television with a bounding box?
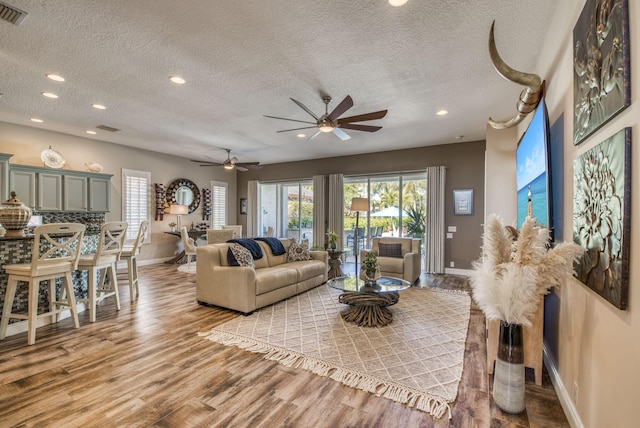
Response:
[516,99,553,236]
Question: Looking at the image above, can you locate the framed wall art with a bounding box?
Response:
[240,198,247,215]
[573,0,631,145]
[573,127,631,310]
[453,189,473,215]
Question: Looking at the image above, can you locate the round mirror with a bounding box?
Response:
[175,186,193,206]
[166,178,201,214]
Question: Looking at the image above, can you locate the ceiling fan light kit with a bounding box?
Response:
[265,94,387,141]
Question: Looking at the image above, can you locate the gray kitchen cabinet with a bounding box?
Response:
[8,168,37,209]
[63,174,88,211]
[38,172,63,211]
[7,163,112,212]
[89,177,111,212]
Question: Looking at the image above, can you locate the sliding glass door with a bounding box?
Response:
[343,173,427,265]
[258,180,313,242]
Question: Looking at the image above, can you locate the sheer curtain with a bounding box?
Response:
[246,180,258,238]
[312,175,326,249]
[328,174,344,249]
[426,166,446,273]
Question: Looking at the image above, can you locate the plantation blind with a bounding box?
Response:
[122,169,151,245]
[211,181,227,229]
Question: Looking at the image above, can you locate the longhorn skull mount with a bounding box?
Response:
[488,21,545,129]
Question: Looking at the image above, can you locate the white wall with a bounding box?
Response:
[484,124,518,223]
[0,122,237,262]
[486,1,640,427]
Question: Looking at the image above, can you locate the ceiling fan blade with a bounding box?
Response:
[263,115,316,125]
[307,131,321,141]
[337,110,388,124]
[327,95,354,121]
[338,123,382,132]
[290,98,319,120]
[191,159,223,166]
[237,163,263,170]
[235,165,248,172]
[332,127,352,141]
[277,126,318,133]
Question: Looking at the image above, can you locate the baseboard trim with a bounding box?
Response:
[543,344,584,428]
[444,267,472,276]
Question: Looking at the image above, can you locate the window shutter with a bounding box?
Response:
[211,181,227,229]
[122,169,151,244]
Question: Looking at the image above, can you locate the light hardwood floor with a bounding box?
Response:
[0,264,569,427]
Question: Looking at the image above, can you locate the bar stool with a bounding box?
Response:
[76,221,127,322]
[119,220,148,301]
[1,223,86,345]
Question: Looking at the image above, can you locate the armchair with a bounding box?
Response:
[360,237,421,283]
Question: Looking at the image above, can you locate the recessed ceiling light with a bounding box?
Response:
[92,104,106,110]
[169,75,186,84]
[86,130,97,135]
[30,118,44,123]
[42,92,58,99]
[46,74,65,82]
[389,0,408,6]
[436,109,449,116]
[297,133,306,138]
[456,135,465,140]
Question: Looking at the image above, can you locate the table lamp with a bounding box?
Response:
[169,204,188,230]
[350,197,369,276]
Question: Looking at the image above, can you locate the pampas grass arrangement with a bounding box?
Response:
[470,214,584,326]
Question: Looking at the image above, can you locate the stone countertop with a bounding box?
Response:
[0,230,100,241]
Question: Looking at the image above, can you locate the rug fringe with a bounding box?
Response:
[199,330,452,419]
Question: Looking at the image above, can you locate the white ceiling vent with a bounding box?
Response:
[0,1,28,26]
[96,125,121,132]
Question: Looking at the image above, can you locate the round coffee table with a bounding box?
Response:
[327,275,411,327]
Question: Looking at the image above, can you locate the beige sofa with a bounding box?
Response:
[360,237,422,283]
[196,238,328,314]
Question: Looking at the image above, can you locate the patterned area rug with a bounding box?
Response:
[199,285,470,419]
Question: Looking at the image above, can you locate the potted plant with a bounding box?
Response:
[168,221,177,233]
[360,251,381,285]
[470,214,583,414]
[326,230,338,249]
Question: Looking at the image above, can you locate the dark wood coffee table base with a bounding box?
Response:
[338,291,400,327]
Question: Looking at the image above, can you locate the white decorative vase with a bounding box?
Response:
[493,321,526,414]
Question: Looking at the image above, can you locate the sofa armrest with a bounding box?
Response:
[403,251,421,283]
[310,250,329,282]
[196,245,258,314]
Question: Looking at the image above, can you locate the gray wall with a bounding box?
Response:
[237,140,486,269]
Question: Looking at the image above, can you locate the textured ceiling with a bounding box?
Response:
[0,0,558,165]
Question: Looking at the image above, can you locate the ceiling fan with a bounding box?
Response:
[191,148,262,172]
[264,95,387,141]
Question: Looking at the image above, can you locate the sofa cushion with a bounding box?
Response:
[287,259,327,282]
[378,257,404,274]
[228,244,255,268]
[255,266,299,295]
[378,243,403,258]
[287,241,312,262]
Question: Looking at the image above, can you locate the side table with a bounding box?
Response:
[327,249,345,279]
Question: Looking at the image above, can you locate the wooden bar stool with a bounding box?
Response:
[76,221,127,322]
[1,223,86,345]
[119,220,148,301]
